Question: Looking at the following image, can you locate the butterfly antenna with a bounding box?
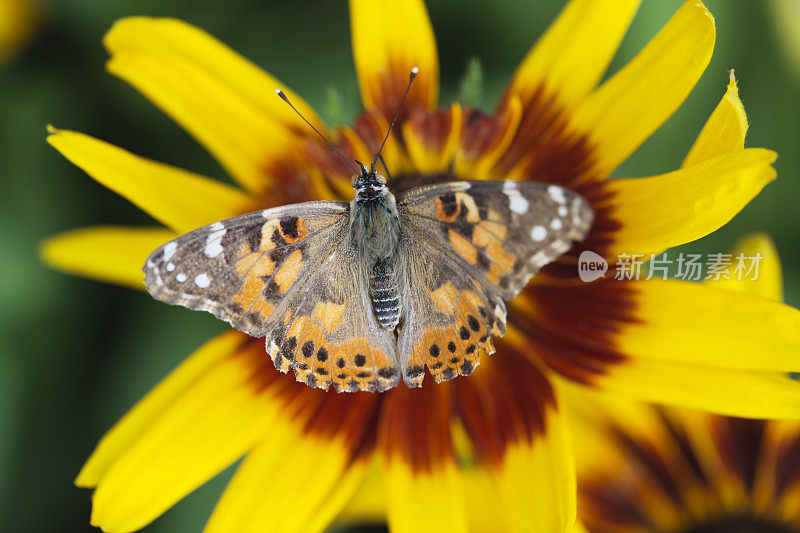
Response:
[370,66,418,173]
[275,89,359,175]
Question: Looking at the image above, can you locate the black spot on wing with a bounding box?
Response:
[378,367,397,379]
[407,365,424,379]
[245,226,261,253]
[270,226,288,248]
[301,341,314,358]
[280,216,300,239]
[439,193,457,216]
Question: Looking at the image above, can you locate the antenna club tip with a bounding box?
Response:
[275,88,289,103]
[275,88,282,94]
[410,66,419,78]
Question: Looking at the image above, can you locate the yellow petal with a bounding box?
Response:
[604,148,776,259]
[572,522,590,533]
[83,335,285,533]
[570,0,715,177]
[503,0,641,110]
[402,103,462,173]
[333,458,386,527]
[40,226,177,289]
[104,17,323,195]
[594,360,800,419]
[682,70,748,168]
[206,415,371,533]
[494,405,576,533]
[382,458,468,533]
[349,0,438,117]
[454,96,523,180]
[557,378,662,474]
[616,279,800,372]
[705,232,783,302]
[47,128,255,233]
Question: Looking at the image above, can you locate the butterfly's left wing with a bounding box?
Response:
[143,202,401,393]
[395,180,593,385]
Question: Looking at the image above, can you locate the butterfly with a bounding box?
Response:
[143,163,593,392]
[143,72,593,392]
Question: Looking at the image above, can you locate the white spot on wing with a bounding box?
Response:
[209,221,225,231]
[176,273,187,282]
[166,262,175,271]
[550,218,563,230]
[531,250,550,265]
[162,242,177,261]
[508,194,529,214]
[530,225,547,241]
[194,273,211,288]
[558,206,568,217]
[204,229,226,258]
[548,185,567,204]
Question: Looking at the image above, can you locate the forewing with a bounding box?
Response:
[143,201,349,338]
[398,180,593,301]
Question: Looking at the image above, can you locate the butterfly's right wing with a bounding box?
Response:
[143,201,350,338]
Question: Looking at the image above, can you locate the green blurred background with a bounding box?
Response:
[1,0,798,531]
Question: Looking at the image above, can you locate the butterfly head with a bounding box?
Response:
[352,160,388,201]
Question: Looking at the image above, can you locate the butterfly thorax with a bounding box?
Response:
[351,171,402,330]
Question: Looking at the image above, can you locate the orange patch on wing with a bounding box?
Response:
[448,230,478,264]
[407,285,496,386]
[455,192,481,223]
[435,191,481,223]
[487,264,503,285]
[274,250,303,292]
[275,314,398,392]
[429,282,459,313]
[484,240,516,274]
[472,221,508,247]
[259,217,309,252]
[406,319,493,386]
[487,208,503,222]
[310,301,346,332]
[259,220,281,251]
[231,253,276,318]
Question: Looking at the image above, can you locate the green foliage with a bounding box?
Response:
[456,57,485,109]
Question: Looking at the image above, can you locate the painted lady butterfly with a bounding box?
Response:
[143,71,593,392]
[144,166,592,392]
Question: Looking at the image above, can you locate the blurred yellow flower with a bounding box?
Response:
[0,0,39,64]
[570,234,800,533]
[770,0,800,82]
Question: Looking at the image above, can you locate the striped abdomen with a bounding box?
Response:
[370,260,400,330]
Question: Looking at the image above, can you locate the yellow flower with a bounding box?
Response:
[569,234,800,533]
[40,1,800,531]
[0,0,40,64]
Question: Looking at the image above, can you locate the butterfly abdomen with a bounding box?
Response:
[370,259,401,330]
